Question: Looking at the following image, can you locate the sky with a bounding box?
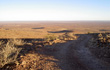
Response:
[0,0,110,21]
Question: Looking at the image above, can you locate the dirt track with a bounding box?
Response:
[54,34,110,70]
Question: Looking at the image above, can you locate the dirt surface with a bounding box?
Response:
[53,34,110,70]
[1,34,110,70]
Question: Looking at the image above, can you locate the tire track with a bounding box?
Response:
[54,34,110,70]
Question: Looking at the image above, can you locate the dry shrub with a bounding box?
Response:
[9,38,26,46]
[59,33,77,40]
[45,34,57,41]
[0,40,4,46]
[0,40,22,68]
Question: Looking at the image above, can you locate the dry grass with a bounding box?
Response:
[0,40,4,46]
[9,38,26,46]
[0,40,22,68]
[0,38,26,68]
[45,34,57,41]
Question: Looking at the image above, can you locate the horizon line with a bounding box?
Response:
[0,20,110,22]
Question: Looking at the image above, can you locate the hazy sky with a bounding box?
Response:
[0,0,110,21]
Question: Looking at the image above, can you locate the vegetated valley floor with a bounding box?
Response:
[0,21,110,70]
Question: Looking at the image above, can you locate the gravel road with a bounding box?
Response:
[54,34,110,70]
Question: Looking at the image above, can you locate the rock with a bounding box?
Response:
[30,68,34,70]
[104,54,108,57]
[21,61,26,65]
[20,55,24,58]
[36,45,43,48]
[26,43,33,46]
[16,61,20,66]
[49,42,53,45]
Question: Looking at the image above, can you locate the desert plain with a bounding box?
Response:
[0,21,110,70]
[0,21,110,38]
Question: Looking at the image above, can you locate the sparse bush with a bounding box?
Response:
[45,34,57,41]
[0,41,22,68]
[98,33,103,38]
[9,38,26,46]
[87,32,92,34]
[44,33,77,45]
[91,33,110,47]
[89,33,110,61]
[61,33,77,40]
[0,40,4,46]
[64,33,74,37]
[0,40,5,50]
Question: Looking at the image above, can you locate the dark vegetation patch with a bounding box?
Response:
[5,29,9,30]
[32,27,45,29]
[48,30,73,33]
[99,29,110,31]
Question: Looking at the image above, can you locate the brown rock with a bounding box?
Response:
[21,61,26,65]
